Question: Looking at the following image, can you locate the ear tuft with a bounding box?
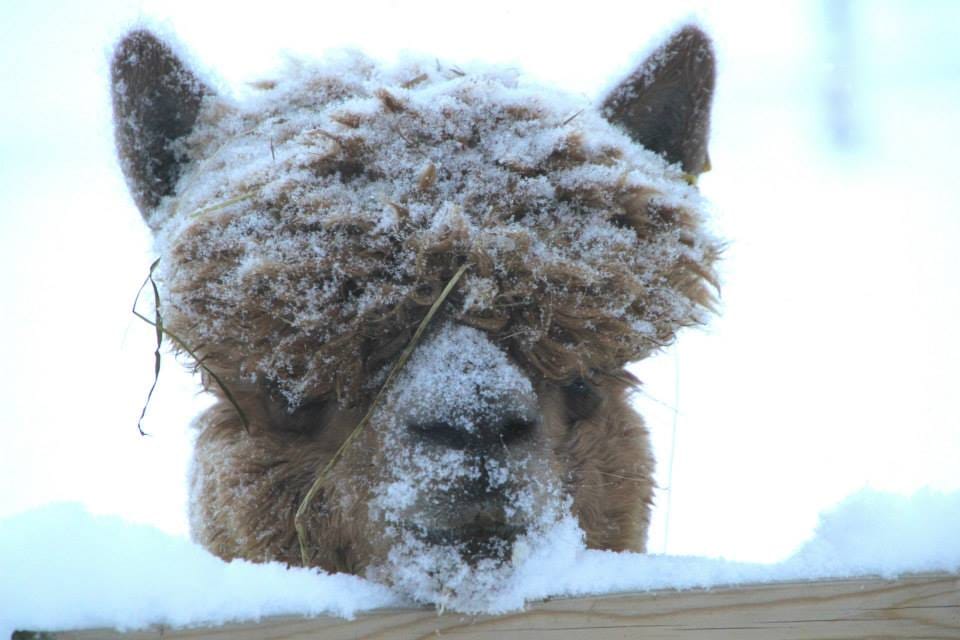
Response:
[111,30,210,220]
[602,25,716,176]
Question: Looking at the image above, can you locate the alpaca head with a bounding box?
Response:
[111,26,718,604]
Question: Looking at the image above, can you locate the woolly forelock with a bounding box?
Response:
[153,52,720,409]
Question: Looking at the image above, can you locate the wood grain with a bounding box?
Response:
[45,573,960,640]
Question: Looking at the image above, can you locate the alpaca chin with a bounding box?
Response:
[367,482,569,608]
[367,438,565,573]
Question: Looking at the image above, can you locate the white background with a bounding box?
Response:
[1,0,957,564]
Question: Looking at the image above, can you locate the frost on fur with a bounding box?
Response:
[148,48,721,408]
[112,26,720,608]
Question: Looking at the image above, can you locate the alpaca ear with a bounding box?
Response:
[111,30,211,221]
[601,25,716,177]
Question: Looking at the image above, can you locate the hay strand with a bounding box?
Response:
[133,258,163,436]
[295,261,471,566]
[188,191,255,218]
[132,259,249,433]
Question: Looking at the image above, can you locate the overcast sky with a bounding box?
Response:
[1,0,958,564]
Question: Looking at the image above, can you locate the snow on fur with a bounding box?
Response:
[152,52,719,409]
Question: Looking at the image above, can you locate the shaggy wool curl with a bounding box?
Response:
[153,53,720,409]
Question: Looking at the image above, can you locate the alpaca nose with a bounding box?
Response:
[408,414,536,450]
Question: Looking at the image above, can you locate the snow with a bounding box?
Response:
[0,503,400,637]
[2,488,958,636]
[384,323,535,434]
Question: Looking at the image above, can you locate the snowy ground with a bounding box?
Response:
[2,488,958,636]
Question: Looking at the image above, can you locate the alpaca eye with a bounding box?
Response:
[283,398,329,433]
[564,378,601,422]
[264,389,328,434]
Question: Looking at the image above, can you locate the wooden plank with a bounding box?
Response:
[41,573,960,640]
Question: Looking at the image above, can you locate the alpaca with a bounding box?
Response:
[111,25,718,604]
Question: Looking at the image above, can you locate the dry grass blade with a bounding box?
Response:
[295,261,471,566]
[133,258,163,436]
[132,259,249,433]
[189,191,255,218]
[562,109,584,126]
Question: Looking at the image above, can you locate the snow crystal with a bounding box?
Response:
[2,488,957,635]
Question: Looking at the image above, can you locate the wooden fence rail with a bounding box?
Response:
[25,572,960,640]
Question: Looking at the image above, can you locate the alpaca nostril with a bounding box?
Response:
[497,418,536,446]
[409,421,473,450]
[408,416,537,449]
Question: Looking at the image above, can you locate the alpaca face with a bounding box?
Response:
[111,26,717,600]
[184,318,651,604]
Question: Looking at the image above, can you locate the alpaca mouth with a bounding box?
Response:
[407,518,525,560]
